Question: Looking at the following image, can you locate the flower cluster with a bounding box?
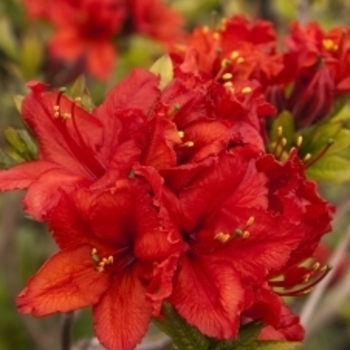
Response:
[0,61,333,349]
[171,15,350,129]
[23,0,183,79]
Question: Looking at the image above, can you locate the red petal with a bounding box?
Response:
[86,41,116,80]
[93,268,152,350]
[23,168,90,221]
[0,161,56,191]
[170,255,244,339]
[17,246,110,316]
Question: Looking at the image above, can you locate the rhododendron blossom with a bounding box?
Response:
[0,52,334,350]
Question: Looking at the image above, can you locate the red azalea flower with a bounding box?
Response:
[171,15,283,89]
[129,0,184,44]
[267,22,350,127]
[17,184,184,350]
[143,145,321,339]
[0,69,181,220]
[48,0,127,79]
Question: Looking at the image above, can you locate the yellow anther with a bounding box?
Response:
[183,141,195,148]
[322,39,338,51]
[312,262,321,271]
[224,82,233,88]
[53,105,60,112]
[281,138,287,147]
[215,232,230,243]
[320,265,328,273]
[277,126,283,137]
[106,256,114,265]
[242,231,250,239]
[222,73,233,80]
[91,248,97,255]
[303,274,311,283]
[75,96,82,103]
[237,57,245,64]
[302,287,313,295]
[230,51,240,60]
[213,32,220,40]
[221,59,231,68]
[63,112,71,120]
[297,135,303,148]
[303,153,312,162]
[178,131,185,138]
[96,266,104,273]
[241,87,252,94]
[202,26,210,34]
[53,111,60,118]
[246,216,255,226]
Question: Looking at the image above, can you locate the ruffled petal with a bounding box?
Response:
[17,246,111,316]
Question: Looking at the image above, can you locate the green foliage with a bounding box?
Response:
[154,303,210,350]
[150,54,174,89]
[255,341,301,350]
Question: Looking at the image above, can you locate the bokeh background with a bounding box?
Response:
[1,0,350,349]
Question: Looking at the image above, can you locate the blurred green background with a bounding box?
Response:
[1,0,350,349]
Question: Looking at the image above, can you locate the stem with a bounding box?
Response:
[61,312,74,350]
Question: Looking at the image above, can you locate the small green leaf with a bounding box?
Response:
[153,303,210,350]
[0,16,18,59]
[4,128,37,161]
[12,95,24,114]
[149,54,174,89]
[209,322,263,350]
[19,31,44,79]
[255,341,301,350]
[306,155,350,183]
[68,75,86,99]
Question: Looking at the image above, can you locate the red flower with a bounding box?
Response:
[129,0,184,44]
[17,184,184,350]
[171,15,283,89]
[267,22,350,127]
[47,0,126,79]
[147,145,322,339]
[0,69,177,220]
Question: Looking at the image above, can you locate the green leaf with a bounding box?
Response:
[153,303,210,350]
[19,31,44,79]
[4,128,37,161]
[68,75,86,98]
[209,322,263,350]
[149,54,174,89]
[306,155,350,183]
[12,95,24,114]
[0,16,18,59]
[255,341,301,350]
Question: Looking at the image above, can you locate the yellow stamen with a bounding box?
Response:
[241,87,252,94]
[277,126,283,137]
[178,131,185,138]
[183,141,194,148]
[297,135,303,148]
[202,26,210,34]
[224,82,233,88]
[303,153,312,162]
[246,216,255,226]
[312,262,321,271]
[237,57,245,64]
[214,232,230,243]
[230,51,240,60]
[213,32,220,40]
[242,231,250,239]
[222,73,233,80]
[221,59,231,68]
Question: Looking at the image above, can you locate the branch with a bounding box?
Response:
[61,312,75,350]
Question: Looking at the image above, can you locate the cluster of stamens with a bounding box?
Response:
[270,261,331,297]
[91,248,114,273]
[177,130,195,149]
[322,39,339,52]
[272,125,334,166]
[214,216,254,244]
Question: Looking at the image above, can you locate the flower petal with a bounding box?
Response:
[170,255,244,339]
[93,268,152,350]
[17,246,111,316]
